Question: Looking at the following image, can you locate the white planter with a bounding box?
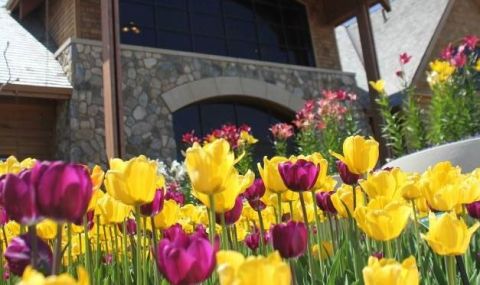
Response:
[383,137,480,173]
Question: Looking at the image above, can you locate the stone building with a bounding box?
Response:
[0,0,387,164]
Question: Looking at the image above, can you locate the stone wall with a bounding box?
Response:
[55,38,359,166]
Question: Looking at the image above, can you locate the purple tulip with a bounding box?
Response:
[3,171,39,225]
[278,159,319,192]
[336,161,360,185]
[371,252,384,260]
[4,233,53,276]
[215,196,243,225]
[271,221,308,258]
[140,188,164,216]
[155,226,216,285]
[0,175,6,205]
[32,162,93,223]
[244,179,266,211]
[315,191,337,214]
[244,231,260,251]
[102,253,113,265]
[0,207,8,226]
[467,201,480,219]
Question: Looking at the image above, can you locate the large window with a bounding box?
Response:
[172,99,293,161]
[120,0,315,66]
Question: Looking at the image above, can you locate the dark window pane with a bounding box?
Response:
[288,48,314,66]
[200,104,236,132]
[255,2,281,24]
[223,0,254,20]
[189,0,221,14]
[282,8,308,28]
[225,18,256,41]
[172,105,201,157]
[191,14,224,37]
[157,30,192,51]
[120,2,155,27]
[228,41,259,59]
[194,36,227,55]
[285,28,310,48]
[156,0,186,9]
[257,23,285,46]
[156,8,189,31]
[261,45,288,63]
[121,27,156,46]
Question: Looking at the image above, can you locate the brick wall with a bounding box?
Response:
[415,0,480,94]
[303,0,342,70]
[47,0,76,46]
[78,0,101,40]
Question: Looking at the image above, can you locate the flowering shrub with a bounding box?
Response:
[1,134,480,284]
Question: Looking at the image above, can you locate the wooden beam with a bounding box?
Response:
[0,84,72,100]
[101,0,125,159]
[355,0,390,162]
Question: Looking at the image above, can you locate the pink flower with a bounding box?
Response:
[463,35,479,50]
[269,123,294,140]
[399,52,412,65]
[441,43,454,60]
[451,50,467,68]
[181,131,200,146]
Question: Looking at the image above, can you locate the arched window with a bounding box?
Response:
[120,0,315,66]
[172,98,293,160]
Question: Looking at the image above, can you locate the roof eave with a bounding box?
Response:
[0,83,72,100]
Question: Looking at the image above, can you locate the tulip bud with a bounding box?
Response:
[278,160,319,192]
[4,234,53,276]
[466,201,480,219]
[102,254,113,265]
[244,179,266,211]
[118,218,137,236]
[336,161,360,185]
[155,228,216,285]
[315,191,337,214]
[216,196,243,225]
[3,171,39,225]
[140,188,164,216]
[165,187,185,206]
[371,252,384,260]
[32,162,93,223]
[244,231,260,251]
[271,221,308,258]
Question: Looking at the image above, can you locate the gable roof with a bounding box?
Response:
[0,0,71,96]
[335,0,450,96]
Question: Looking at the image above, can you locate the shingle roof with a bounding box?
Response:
[335,0,450,95]
[0,1,71,89]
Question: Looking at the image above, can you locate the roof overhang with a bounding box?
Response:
[0,83,72,100]
[6,0,44,19]
[323,0,391,26]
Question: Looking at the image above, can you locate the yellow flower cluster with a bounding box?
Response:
[427,60,455,86]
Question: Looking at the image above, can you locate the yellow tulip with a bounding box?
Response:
[153,200,180,230]
[105,155,158,206]
[312,241,334,261]
[369,79,386,93]
[185,139,239,195]
[239,130,258,145]
[297,152,330,190]
[194,169,254,213]
[90,165,104,191]
[400,173,422,200]
[421,211,479,256]
[331,184,364,218]
[97,194,133,224]
[36,219,58,240]
[420,161,464,211]
[258,156,289,194]
[87,188,105,213]
[0,156,35,175]
[360,168,407,200]
[461,173,480,204]
[331,136,379,175]
[363,256,419,285]
[19,266,89,285]
[354,197,411,241]
[217,251,291,285]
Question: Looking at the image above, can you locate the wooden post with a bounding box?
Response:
[101,0,125,159]
[355,0,390,162]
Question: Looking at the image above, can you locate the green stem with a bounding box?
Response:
[411,200,422,262]
[385,240,393,259]
[142,217,148,285]
[446,255,457,285]
[122,220,130,285]
[134,206,142,285]
[27,225,38,270]
[256,210,266,255]
[276,193,283,224]
[52,223,63,275]
[67,223,73,273]
[298,192,315,282]
[83,216,92,284]
[208,194,216,246]
[310,191,324,274]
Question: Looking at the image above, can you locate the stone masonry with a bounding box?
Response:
[54,38,360,166]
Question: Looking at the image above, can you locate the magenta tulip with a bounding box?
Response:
[32,162,93,223]
[155,226,216,285]
[4,234,53,276]
[0,175,6,205]
[117,218,137,236]
[467,201,480,219]
[271,221,308,258]
[244,178,266,211]
[315,191,337,214]
[244,231,260,251]
[278,159,319,192]
[140,188,164,216]
[3,171,39,225]
[371,252,384,260]
[0,207,8,226]
[215,196,243,225]
[336,160,360,185]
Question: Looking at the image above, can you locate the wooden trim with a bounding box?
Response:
[0,84,72,100]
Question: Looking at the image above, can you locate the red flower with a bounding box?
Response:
[269,123,294,141]
[181,131,200,145]
[463,35,479,50]
[399,52,412,65]
[441,43,454,60]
